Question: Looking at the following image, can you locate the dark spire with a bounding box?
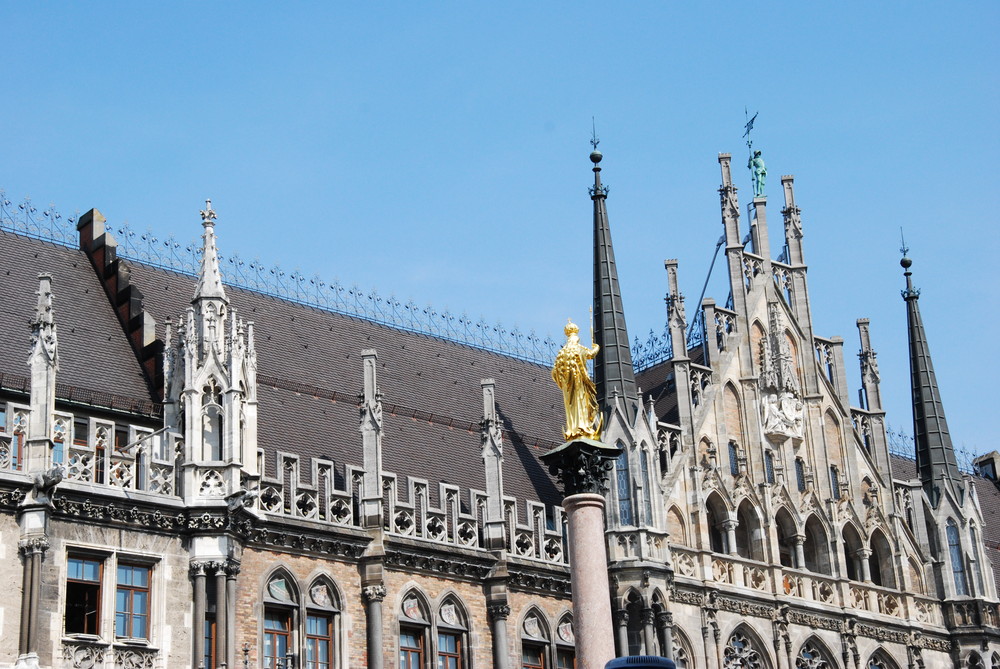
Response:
[900,247,963,505]
[590,136,639,426]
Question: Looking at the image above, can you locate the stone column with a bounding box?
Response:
[641,608,656,655]
[362,585,386,669]
[540,438,621,669]
[723,520,739,556]
[226,562,239,667]
[214,564,227,669]
[614,610,629,656]
[656,611,674,660]
[17,537,48,664]
[192,563,207,664]
[487,603,511,669]
[793,535,806,569]
[858,549,873,583]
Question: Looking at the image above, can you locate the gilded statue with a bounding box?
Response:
[552,319,602,441]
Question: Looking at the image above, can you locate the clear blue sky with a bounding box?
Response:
[2,3,997,457]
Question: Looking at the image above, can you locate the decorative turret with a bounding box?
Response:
[359,349,384,528]
[480,378,506,550]
[900,252,963,506]
[164,202,259,503]
[590,141,639,427]
[26,274,59,472]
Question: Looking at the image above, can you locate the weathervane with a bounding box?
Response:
[591,116,600,151]
[899,227,909,258]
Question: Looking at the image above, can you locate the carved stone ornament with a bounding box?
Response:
[759,304,804,441]
[267,577,292,602]
[557,619,575,643]
[487,603,511,621]
[114,646,156,669]
[18,536,50,556]
[523,614,543,639]
[311,583,332,607]
[402,596,422,620]
[440,602,459,626]
[62,641,107,669]
[540,437,622,497]
[361,585,386,603]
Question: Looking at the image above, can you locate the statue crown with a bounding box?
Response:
[564,321,579,336]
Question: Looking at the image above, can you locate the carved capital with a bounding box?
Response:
[487,603,511,622]
[18,536,49,556]
[614,610,629,627]
[540,438,622,496]
[656,611,674,629]
[225,560,241,577]
[362,584,386,603]
[641,608,656,626]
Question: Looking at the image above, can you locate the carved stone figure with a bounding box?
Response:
[551,320,602,441]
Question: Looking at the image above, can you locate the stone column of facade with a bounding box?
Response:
[858,549,873,583]
[17,537,48,667]
[793,535,806,569]
[641,608,656,654]
[540,438,620,669]
[656,611,673,661]
[192,563,207,666]
[214,564,227,669]
[723,520,739,556]
[362,585,386,669]
[614,610,629,656]
[487,603,511,669]
[226,561,240,667]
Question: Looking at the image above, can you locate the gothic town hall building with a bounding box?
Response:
[1,149,998,669]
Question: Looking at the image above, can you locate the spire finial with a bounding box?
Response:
[899,227,911,268]
[200,199,217,227]
[589,117,603,165]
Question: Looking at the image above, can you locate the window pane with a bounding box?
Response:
[115,612,128,637]
[439,633,457,652]
[116,588,129,614]
[68,558,83,581]
[132,614,147,639]
[133,590,148,615]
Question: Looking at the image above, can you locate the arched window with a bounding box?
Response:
[723,629,765,668]
[968,652,985,669]
[521,609,551,669]
[829,466,841,500]
[842,524,864,581]
[672,629,693,669]
[803,515,831,574]
[624,590,644,654]
[554,613,576,669]
[305,578,341,669]
[263,571,298,669]
[615,446,634,526]
[948,519,969,596]
[667,506,687,546]
[202,380,224,461]
[764,451,775,484]
[729,441,740,477]
[991,652,1000,669]
[866,650,900,669]
[706,494,729,553]
[869,529,896,588]
[435,597,469,669]
[775,508,797,568]
[399,590,431,669]
[735,500,764,561]
[795,639,835,668]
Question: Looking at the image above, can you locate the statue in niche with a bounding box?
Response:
[749,150,767,198]
[551,320,602,441]
[760,306,804,440]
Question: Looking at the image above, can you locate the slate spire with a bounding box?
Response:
[901,252,962,504]
[590,140,639,426]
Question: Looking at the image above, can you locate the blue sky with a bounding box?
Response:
[2,3,997,457]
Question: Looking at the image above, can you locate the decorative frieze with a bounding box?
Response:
[717,596,774,619]
[786,610,841,632]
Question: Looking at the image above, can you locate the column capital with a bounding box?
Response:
[540,438,622,496]
[856,548,872,559]
[487,603,511,622]
[18,536,49,557]
[225,559,241,577]
[640,608,656,625]
[362,584,386,603]
[614,609,629,626]
[792,534,806,546]
[656,610,673,629]
[721,519,739,532]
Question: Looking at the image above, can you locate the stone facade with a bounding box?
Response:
[0,148,998,669]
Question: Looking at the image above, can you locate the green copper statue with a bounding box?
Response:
[749,150,767,198]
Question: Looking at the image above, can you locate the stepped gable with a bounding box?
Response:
[0,232,152,406]
[124,260,564,510]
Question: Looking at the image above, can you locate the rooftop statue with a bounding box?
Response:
[552,319,603,441]
[749,149,767,198]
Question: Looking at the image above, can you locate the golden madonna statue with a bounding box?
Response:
[551,319,603,441]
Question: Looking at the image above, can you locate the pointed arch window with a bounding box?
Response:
[554,613,575,669]
[795,458,806,492]
[723,631,764,669]
[615,448,634,526]
[796,641,832,668]
[263,573,297,669]
[399,592,430,669]
[729,441,740,476]
[305,578,340,669]
[970,525,985,596]
[948,519,969,596]
[202,380,224,461]
[764,451,775,484]
[436,597,470,669]
[521,610,551,669]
